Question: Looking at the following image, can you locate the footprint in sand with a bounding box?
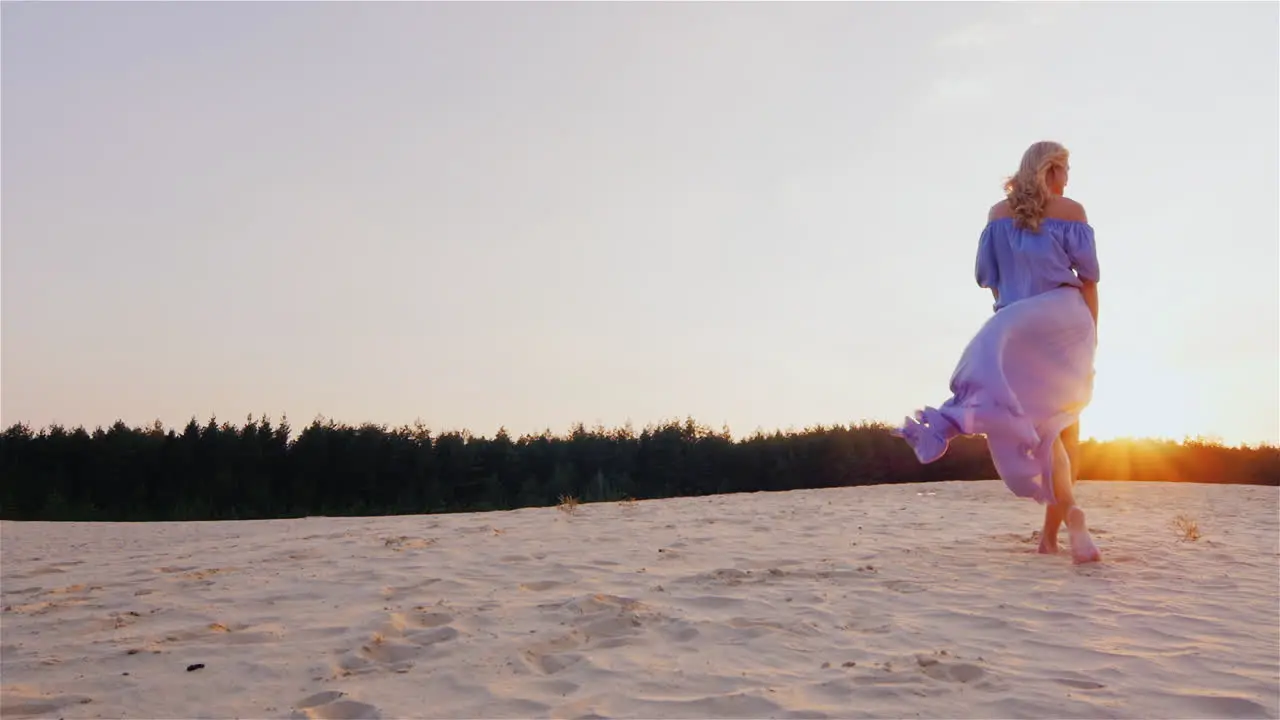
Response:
[0,691,93,719]
[727,616,824,638]
[884,580,928,594]
[657,622,700,643]
[672,568,754,586]
[1176,694,1272,719]
[5,584,101,616]
[520,630,587,675]
[359,637,419,668]
[334,616,460,677]
[282,549,326,562]
[290,691,382,720]
[380,536,437,551]
[522,644,587,675]
[159,621,280,646]
[405,608,454,628]
[521,593,672,674]
[6,565,67,581]
[180,568,235,582]
[1055,677,1106,690]
[519,580,565,592]
[408,625,459,644]
[378,579,443,602]
[47,583,102,596]
[916,654,988,684]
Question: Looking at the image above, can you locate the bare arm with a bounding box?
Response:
[1047,197,1099,329]
[1080,279,1098,330]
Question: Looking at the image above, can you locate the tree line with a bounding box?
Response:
[1,416,1275,521]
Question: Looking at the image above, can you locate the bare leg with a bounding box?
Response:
[1048,434,1101,564]
[1039,422,1080,554]
[1039,503,1066,554]
[1061,420,1081,484]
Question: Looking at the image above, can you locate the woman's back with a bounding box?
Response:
[977,198,1100,311]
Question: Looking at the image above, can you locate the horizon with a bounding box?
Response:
[3,413,1274,452]
[3,2,1278,448]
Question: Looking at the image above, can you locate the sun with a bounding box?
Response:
[1079,353,1206,442]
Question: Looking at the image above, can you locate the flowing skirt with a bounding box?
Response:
[897,286,1097,504]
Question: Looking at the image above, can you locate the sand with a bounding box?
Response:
[2,479,1277,720]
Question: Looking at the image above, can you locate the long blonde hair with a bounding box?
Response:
[1003,141,1069,232]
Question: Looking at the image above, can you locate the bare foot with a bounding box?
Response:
[1037,537,1059,554]
[1065,507,1102,564]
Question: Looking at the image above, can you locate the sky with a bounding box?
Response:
[3,2,1278,447]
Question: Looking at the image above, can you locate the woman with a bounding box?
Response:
[893,140,1102,564]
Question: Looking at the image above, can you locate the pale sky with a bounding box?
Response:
[3,2,1278,446]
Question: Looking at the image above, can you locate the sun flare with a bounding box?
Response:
[1081,354,1208,443]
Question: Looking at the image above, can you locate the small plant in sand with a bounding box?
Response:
[557,494,580,515]
[619,496,638,510]
[1172,513,1201,541]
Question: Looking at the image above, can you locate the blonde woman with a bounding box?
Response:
[893,140,1102,564]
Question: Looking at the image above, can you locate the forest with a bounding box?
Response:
[1,415,1276,521]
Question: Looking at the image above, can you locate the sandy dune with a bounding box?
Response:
[2,480,1277,720]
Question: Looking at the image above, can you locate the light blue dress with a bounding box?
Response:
[896,217,1101,504]
[977,217,1101,311]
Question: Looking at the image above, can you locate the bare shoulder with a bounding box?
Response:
[987,200,1013,222]
[1045,196,1089,223]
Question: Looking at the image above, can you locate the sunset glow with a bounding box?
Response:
[1083,358,1211,445]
